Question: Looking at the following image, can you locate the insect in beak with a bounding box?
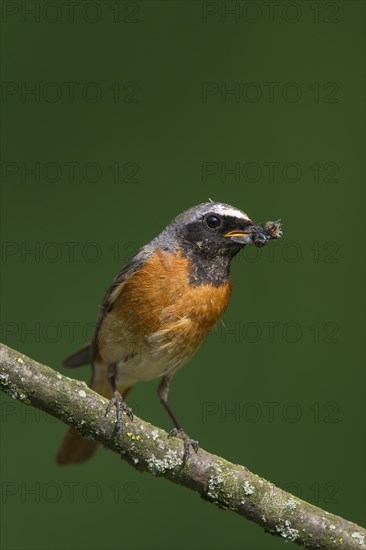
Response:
[224,221,282,248]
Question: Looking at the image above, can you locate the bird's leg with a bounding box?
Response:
[158,375,198,465]
[105,364,133,435]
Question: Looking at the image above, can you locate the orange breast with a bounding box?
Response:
[97,249,232,364]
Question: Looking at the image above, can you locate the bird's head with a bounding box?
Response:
[170,202,281,260]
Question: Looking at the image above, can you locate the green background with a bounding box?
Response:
[1,1,365,549]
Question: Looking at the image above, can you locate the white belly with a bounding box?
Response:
[114,345,193,386]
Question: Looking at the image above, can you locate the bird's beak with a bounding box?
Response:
[224,225,266,245]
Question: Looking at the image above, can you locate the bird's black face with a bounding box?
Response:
[180,211,253,258]
[165,202,272,286]
[176,203,266,260]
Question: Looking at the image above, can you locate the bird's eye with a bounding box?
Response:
[205,214,221,229]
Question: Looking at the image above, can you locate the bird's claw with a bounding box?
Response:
[169,428,199,465]
[105,390,133,435]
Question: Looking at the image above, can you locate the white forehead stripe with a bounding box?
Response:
[211,205,250,221]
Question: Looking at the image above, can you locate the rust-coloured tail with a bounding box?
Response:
[56,363,131,466]
[56,427,100,465]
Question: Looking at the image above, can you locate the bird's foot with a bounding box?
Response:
[105,390,134,435]
[169,428,199,466]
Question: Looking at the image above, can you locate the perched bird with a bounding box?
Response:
[56,202,281,465]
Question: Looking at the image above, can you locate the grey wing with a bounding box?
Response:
[90,245,153,363]
[62,343,92,368]
[62,244,152,368]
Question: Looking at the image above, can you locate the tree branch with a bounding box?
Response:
[0,343,364,550]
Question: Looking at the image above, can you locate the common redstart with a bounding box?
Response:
[56,202,282,465]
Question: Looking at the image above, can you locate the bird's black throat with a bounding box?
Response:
[185,250,232,286]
